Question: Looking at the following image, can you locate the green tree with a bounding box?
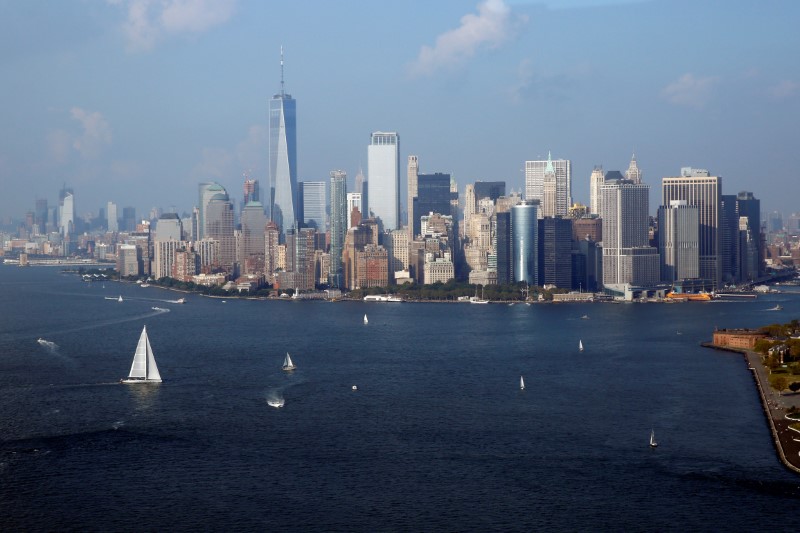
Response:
[774,376,789,394]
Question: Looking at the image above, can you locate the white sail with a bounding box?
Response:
[145,333,161,381]
[650,429,657,447]
[128,327,149,378]
[363,314,368,325]
[520,376,525,390]
[283,352,295,370]
[579,340,584,352]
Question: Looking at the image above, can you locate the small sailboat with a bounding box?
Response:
[520,376,525,390]
[579,339,584,352]
[118,295,123,302]
[650,429,658,448]
[121,326,162,384]
[363,314,368,325]
[282,352,296,371]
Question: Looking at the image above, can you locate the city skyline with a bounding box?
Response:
[1,1,799,221]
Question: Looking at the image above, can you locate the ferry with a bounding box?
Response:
[363,295,403,302]
[665,291,713,302]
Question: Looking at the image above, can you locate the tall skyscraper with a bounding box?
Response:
[107,201,118,232]
[155,213,183,242]
[368,131,400,231]
[601,178,659,288]
[354,167,368,219]
[658,200,699,282]
[59,186,74,237]
[204,186,235,273]
[736,191,763,277]
[122,207,136,232]
[299,181,326,230]
[414,173,451,237]
[329,170,347,288]
[524,152,572,218]
[589,166,604,216]
[662,169,722,288]
[197,182,220,240]
[407,155,418,239]
[269,48,298,234]
[538,217,573,288]
[511,202,539,286]
[240,201,266,274]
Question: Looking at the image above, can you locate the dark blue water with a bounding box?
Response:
[1,265,799,530]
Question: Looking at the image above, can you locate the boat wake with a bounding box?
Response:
[151,307,170,313]
[266,390,285,408]
[37,338,59,353]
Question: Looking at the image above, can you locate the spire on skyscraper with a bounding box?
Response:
[625,152,642,184]
[545,150,555,174]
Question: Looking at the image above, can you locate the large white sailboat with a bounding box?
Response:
[650,429,658,448]
[363,314,369,325]
[282,352,296,371]
[121,326,162,383]
[579,339,584,352]
[520,376,525,390]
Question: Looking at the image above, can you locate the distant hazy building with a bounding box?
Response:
[407,155,418,240]
[243,178,259,206]
[205,190,235,273]
[59,187,74,237]
[240,201,266,274]
[122,207,136,233]
[658,200,699,283]
[368,131,400,231]
[624,154,643,184]
[511,202,539,285]
[525,152,571,218]
[117,244,140,277]
[299,181,326,230]
[662,170,722,288]
[329,170,347,288]
[346,193,363,230]
[269,51,298,234]
[155,213,183,242]
[107,202,118,233]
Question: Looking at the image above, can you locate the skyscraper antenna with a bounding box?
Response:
[280,46,285,97]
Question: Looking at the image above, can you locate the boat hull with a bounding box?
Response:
[120,378,162,384]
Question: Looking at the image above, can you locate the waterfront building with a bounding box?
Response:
[240,201,266,274]
[269,49,298,234]
[329,170,347,288]
[346,193,363,230]
[298,181,325,231]
[356,244,389,288]
[511,202,539,286]
[495,210,512,285]
[662,170,722,289]
[264,221,280,282]
[525,152,572,218]
[173,248,198,282]
[424,253,455,284]
[368,131,400,231]
[387,228,409,276]
[107,202,118,233]
[343,225,374,289]
[153,240,184,280]
[194,238,220,273]
[407,155,418,240]
[205,192,235,273]
[538,217,573,289]
[657,200,699,283]
[117,244,139,277]
[601,178,659,289]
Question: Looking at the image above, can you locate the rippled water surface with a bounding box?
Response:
[1,266,799,530]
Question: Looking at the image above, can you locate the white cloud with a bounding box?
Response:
[768,80,800,99]
[409,0,525,78]
[70,107,112,159]
[115,0,236,52]
[661,73,719,109]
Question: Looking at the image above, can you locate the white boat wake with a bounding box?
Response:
[266,390,285,408]
[37,338,58,352]
[151,307,170,312]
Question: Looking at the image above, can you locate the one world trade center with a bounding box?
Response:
[269,48,297,235]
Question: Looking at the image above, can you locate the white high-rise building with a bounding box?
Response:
[524,151,571,218]
[107,201,118,233]
[662,170,722,288]
[600,178,659,289]
[589,166,604,216]
[368,131,400,230]
[625,153,643,184]
[658,200,699,282]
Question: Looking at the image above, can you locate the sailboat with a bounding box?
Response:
[363,314,369,325]
[650,429,658,448]
[579,339,584,352]
[118,295,123,302]
[520,376,525,390]
[282,352,296,371]
[121,326,162,383]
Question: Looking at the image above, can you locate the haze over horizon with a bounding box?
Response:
[1,0,798,220]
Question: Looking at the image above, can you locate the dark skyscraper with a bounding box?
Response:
[473,181,505,203]
[269,48,297,234]
[413,173,451,237]
[122,207,136,232]
[538,217,573,289]
[495,211,511,285]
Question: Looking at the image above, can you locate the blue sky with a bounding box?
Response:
[1,0,798,221]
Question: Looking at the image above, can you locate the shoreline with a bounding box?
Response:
[702,342,800,475]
